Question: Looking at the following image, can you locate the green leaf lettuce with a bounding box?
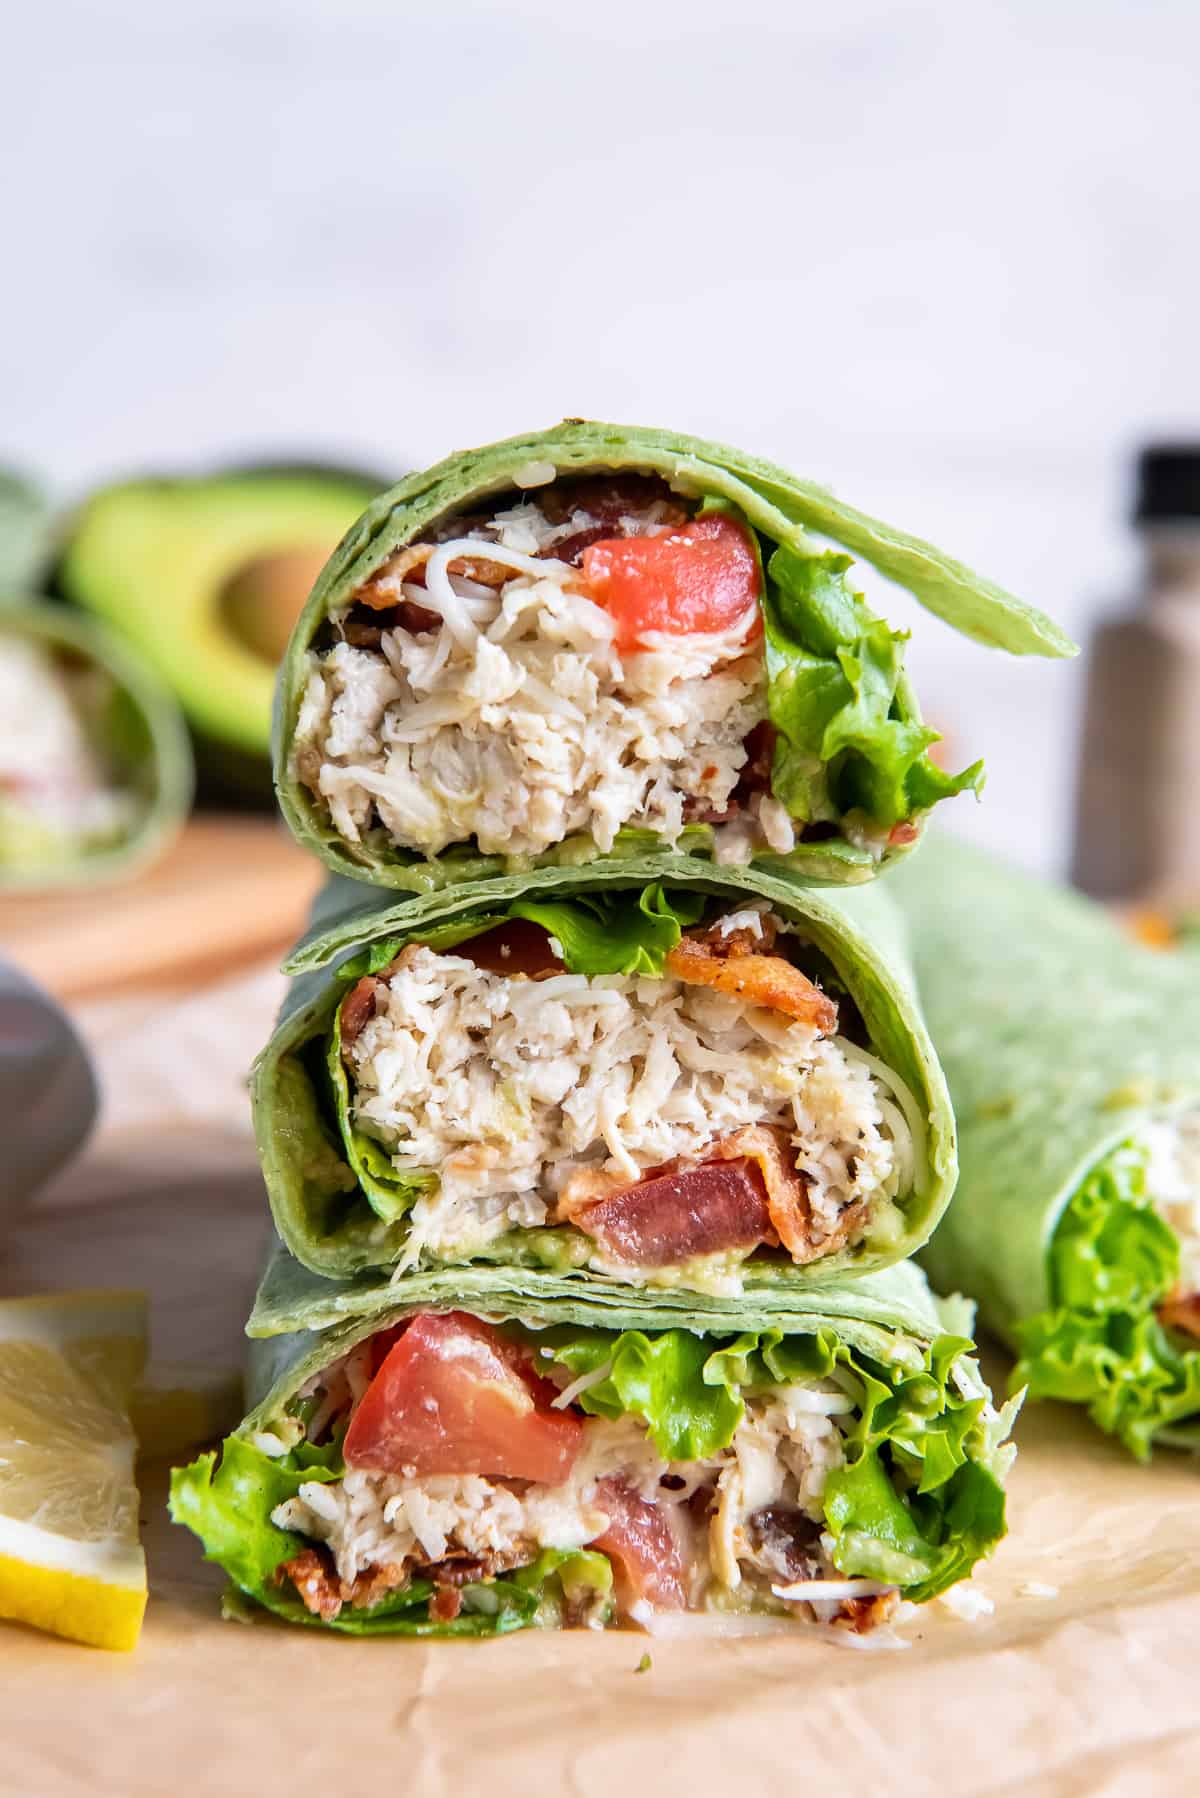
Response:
[170,1275,1014,1637]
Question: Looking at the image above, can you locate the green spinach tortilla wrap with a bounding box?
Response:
[170,1256,1016,1638]
[890,835,1200,1459]
[0,602,192,888]
[254,858,955,1292]
[276,421,1073,891]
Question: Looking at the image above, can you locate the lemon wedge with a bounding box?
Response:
[0,1290,148,1652]
[131,1360,242,1461]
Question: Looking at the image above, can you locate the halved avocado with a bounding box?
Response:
[52,465,385,799]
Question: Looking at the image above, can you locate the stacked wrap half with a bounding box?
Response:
[173,1256,1016,1638]
[171,423,1066,1635]
[275,421,1071,891]
[256,860,957,1290]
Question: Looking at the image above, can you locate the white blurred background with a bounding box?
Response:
[5,0,1198,873]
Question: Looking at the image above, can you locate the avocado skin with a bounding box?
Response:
[47,459,391,807]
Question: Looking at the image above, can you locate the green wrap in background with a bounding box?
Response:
[0,601,193,889]
[170,1256,1016,1637]
[890,834,1200,1457]
[274,420,1073,891]
[252,857,956,1289]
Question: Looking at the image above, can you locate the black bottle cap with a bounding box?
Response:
[1134,445,1200,523]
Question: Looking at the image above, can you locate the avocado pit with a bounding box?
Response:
[219,545,333,664]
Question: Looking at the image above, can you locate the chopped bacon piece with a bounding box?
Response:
[707,1127,812,1261]
[446,554,513,589]
[346,1561,415,1612]
[561,1157,776,1266]
[393,598,442,634]
[279,1547,422,1621]
[339,974,385,1051]
[343,1312,584,1484]
[681,795,739,826]
[711,1124,864,1264]
[347,597,442,637]
[353,537,514,621]
[429,1586,463,1622]
[664,929,837,1033]
[582,513,763,651]
[458,920,563,978]
[838,1591,899,1634]
[563,1125,862,1270]
[1159,1292,1200,1339]
[733,719,777,803]
[339,605,393,648]
[594,1477,689,1614]
[415,1544,535,1587]
[279,1549,344,1622]
[540,524,615,567]
[536,474,687,529]
[356,544,434,606]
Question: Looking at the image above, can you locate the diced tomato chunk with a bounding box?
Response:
[581,513,762,651]
[458,920,563,978]
[593,1477,688,1613]
[569,1159,774,1267]
[344,1312,584,1483]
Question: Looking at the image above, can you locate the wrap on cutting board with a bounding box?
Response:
[276,421,1073,892]
[0,602,192,888]
[254,858,955,1294]
[170,1255,1016,1638]
[891,835,1200,1458]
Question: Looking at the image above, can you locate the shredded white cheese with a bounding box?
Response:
[936,1581,994,1622]
[292,491,771,861]
[344,926,911,1267]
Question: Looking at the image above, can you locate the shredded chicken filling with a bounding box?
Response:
[271,1348,886,1630]
[0,636,135,855]
[1147,1110,1200,1330]
[342,909,913,1272]
[291,480,786,862]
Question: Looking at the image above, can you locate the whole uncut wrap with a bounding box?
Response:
[253,858,956,1287]
[890,835,1200,1453]
[891,837,1200,1328]
[274,420,1073,891]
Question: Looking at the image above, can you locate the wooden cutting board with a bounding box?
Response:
[0,817,323,1001]
[3,1166,1200,1797]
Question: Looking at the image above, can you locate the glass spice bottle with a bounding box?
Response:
[1071,445,1200,903]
